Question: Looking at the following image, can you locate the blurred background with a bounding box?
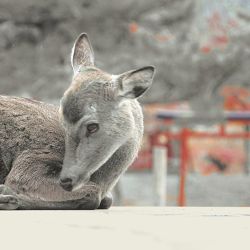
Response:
[1,0,250,206]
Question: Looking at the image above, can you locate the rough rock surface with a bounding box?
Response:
[0,0,250,113]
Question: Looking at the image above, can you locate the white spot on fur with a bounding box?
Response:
[111,74,118,84]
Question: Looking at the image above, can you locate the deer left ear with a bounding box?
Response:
[117,66,155,99]
[71,33,94,73]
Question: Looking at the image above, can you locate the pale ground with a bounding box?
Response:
[0,207,249,250]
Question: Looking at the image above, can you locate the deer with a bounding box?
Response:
[0,33,155,210]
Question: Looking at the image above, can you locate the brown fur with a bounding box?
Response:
[0,95,103,208]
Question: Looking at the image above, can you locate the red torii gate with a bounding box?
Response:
[151,110,250,206]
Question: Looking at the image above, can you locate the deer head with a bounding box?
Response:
[59,33,155,191]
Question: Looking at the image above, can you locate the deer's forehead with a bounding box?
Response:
[71,70,112,91]
[61,70,116,124]
[62,94,94,124]
[61,90,114,125]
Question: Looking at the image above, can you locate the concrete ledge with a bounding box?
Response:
[0,207,249,250]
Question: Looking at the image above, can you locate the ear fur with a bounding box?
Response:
[117,66,155,99]
[71,33,94,73]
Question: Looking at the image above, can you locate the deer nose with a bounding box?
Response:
[60,177,73,191]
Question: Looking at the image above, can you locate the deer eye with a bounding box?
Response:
[86,123,99,135]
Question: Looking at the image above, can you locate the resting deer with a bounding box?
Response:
[0,33,155,209]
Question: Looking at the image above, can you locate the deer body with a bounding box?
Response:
[0,33,154,209]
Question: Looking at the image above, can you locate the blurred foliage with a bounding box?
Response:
[0,0,249,117]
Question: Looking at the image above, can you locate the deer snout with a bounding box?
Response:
[59,165,80,191]
[59,167,91,191]
[60,177,73,191]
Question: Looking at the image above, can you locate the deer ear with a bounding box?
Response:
[117,66,155,99]
[71,33,94,73]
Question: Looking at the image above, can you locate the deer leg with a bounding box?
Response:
[0,184,101,210]
[2,151,103,210]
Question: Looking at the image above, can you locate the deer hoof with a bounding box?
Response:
[98,194,113,209]
[0,195,19,210]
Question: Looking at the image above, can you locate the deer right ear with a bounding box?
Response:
[71,33,95,73]
[117,66,155,99]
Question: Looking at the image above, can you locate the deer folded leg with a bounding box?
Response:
[0,184,101,210]
[3,151,103,210]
